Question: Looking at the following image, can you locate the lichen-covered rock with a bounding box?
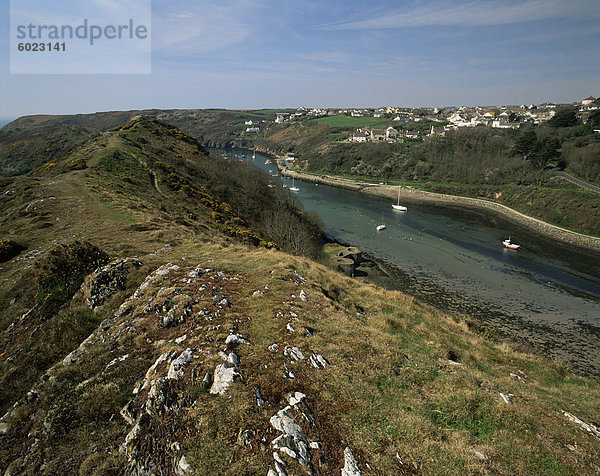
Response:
[210,364,240,395]
[225,333,249,346]
[145,377,173,416]
[270,407,310,467]
[309,353,329,369]
[284,346,304,361]
[342,446,361,476]
[83,258,143,309]
[167,349,193,380]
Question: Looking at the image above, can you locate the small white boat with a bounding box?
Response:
[502,237,520,250]
[289,177,300,192]
[252,148,256,159]
[392,185,407,211]
[376,212,386,231]
[265,159,271,164]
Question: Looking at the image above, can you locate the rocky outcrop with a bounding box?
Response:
[81,258,143,308]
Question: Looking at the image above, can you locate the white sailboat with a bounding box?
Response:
[289,177,300,192]
[376,212,386,231]
[392,185,407,211]
[252,148,256,159]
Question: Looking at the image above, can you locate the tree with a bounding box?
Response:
[514,127,538,157]
[548,107,578,128]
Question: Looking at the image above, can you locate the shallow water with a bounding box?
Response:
[228,149,600,376]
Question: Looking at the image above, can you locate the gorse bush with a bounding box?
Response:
[0,240,25,263]
[35,241,109,317]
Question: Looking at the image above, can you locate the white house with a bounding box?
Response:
[386,127,399,139]
[352,130,369,142]
[245,127,260,133]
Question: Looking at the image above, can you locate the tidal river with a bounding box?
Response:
[229,150,600,377]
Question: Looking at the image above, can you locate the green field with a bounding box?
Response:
[313,114,395,129]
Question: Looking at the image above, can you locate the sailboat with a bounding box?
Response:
[252,148,256,159]
[502,237,520,250]
[392,185,407,211]
[376,212,386,231]
[289,177,300,192]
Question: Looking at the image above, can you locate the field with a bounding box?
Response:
[313,114,397,129]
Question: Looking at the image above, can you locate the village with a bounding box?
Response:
[243,96,599,143]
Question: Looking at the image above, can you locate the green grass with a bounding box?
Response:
[313,115,394,129]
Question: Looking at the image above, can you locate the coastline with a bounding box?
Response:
[277,166,600,252]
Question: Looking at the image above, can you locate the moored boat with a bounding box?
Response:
[392,185,407,211]
[502,238,520,250]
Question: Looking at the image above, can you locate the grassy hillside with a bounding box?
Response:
[0,114,599,475]
[0,116,322,413]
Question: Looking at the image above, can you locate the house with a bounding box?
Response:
[428,125,445,136]
[352,130,369,142]
[582,96,596,106]
[275,113,288,123]
[244,120,257,125]
[370,129,386,141]
[403,131,420,140]
[245,127,260,133]
[386,127,399,139]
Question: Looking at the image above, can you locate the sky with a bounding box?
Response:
[0,0,599,118]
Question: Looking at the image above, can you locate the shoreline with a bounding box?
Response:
[277,166,600,252]
[325,240,600,380]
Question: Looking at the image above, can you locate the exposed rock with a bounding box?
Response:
[237,429,252,447]
[227,352,240,367]
[563,411,600,438]
[342,446,362,476]
[0,410,12,435]
[175,455,192,475]
[438,358,465,368]
[106,354,129,370]
[284,346,304,361]
[499,392,514,404]
[225,333,250,346]
[145,377,173,416]
[83,258,143,309]
[188,266,210,278]
[309,353,329,369]
[167,349,193,380]
[294,271,306,285]
[286,323,296,334]
[202,372,212,388]
[269,343,279,352]
[255,386,265,407]
[210,364,240,395]
[267,460,288,476]
[270,407,310,466]
[120,401,136,426]
[141,351,171,392]
[299,290,308,302]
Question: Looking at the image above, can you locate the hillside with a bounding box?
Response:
[2,109,599,237]
[0,116,599,475]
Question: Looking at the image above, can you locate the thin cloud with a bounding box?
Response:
[152,0,256,54]
[321,0,600,30]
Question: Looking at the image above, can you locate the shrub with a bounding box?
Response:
[35,241,109,317]
[0,240,26,263]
